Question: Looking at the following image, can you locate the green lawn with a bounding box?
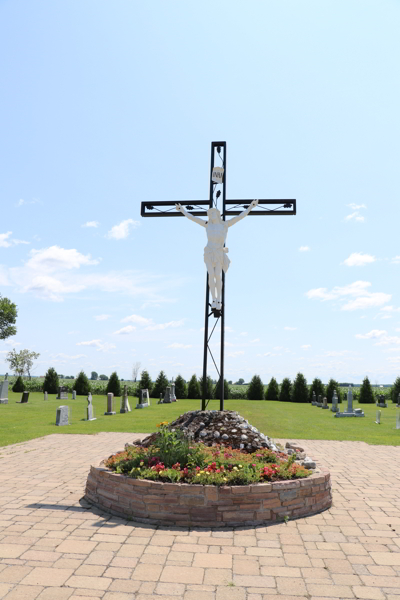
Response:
[0,392,399,448]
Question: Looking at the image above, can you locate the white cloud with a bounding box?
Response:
[94,314,111,321]
[299,246,310,252]
[343,253,376,267]
[114,325,136,335]
[167,343,192,349]
[20,275,86,302]
[239,332,247,336]
[82,221,99,228]
[4,339,21,346]
[0,232,29,247]
[227,350,245,357]
[392,256,400,264]
[355,329,400,346]
[106,219,139,240]
[348,203,367,210]
[284,326,297,331]
[306,281,391,311]
[146,319,185,331]
[76,339,116,352]
[345,212,365,222]
[51,353,86,360]
[301,344,311,349]
[16,198,41,207]
[250,338,260,343]
[121,314,153,326]
[26,246,99,273]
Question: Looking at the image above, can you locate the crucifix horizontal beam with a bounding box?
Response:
[141,199,296,217]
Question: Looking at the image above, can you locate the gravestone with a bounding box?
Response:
[158,393,163,404]
[44,391,48,401]
[317,394,322,407]
[72,390,76,400]
[56,405,69,426]
[170,383,177,402]
[322,396,329,409]
[0,376,9,405]
[86,393,96,421]
[163,387,172,403]
[347,386,353,412]
[121,385,131,413]
[375,410,381,424]
[396,412,400,430]
[311,391,317,406]
[377,394,387,408]
[136,388,149,409]
[331,391,339,413]
[104,392,116,415]
[335,385,365,417]
[57,386,68,400]
[17,391,29,404]
[397,393,400,408]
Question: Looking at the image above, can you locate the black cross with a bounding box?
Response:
[141,142,296,411]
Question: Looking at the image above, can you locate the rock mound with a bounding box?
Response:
[133,410,280,453]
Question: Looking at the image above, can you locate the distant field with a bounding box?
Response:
[0,391,399,448]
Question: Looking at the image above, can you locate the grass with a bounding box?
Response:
[0,392,399,448]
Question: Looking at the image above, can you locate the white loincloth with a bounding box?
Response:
[204,246,230,273]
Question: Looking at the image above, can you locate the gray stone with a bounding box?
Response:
[316,394,322,407]
[0,378,9,404]
[72,390,76,400]
[311,391,317,406]
[375,410,381,424]
[170,382,177,402]
[396,412,400,430]
[86,393,96,421]
[43,391,48,401]
[104,392,116,415]
[377,394,387,408]
[121,386,131,413]
[241,434,248,441]
[302,458,316,469]
[322,396,329,409]
[221,433,229,440]
[17,391,29,404]
[347,385,353,413]
[57,386,68,400]
[163,387,172,403]
[56,405,69,426]
[214,431,220,438]
[331,390,339,412]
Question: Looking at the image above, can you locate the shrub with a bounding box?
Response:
[187,374,200,399]
[74,371,91,396]
[230,386,248,400]
[266,377,279,400]
[391,377,400,403]
[359,376,375,404]
[174,375,187,399]
[107,372,121,397]
[292,373,308,403]
[279,378,292,402]
[12,375,24,392]
[99,374,108,380]
[309,378,325,403]
[138,370,153,397]
[43,367,59,394]
[199,375,214,399]
[247,375,264,400]
[213,378,231,400]
[152,371,169,400]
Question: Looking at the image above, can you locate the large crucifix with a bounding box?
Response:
[141,142,296,411]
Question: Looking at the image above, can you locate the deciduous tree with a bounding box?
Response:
[0,295,18,340]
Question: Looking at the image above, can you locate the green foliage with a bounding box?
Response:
[230,386,248,399]
[310,378,325,402]
[107,372,121,397]
[279,378,292,402]
[326,379,342,404]
[174,375,187,399]
[90,371,98,380]
[266,377,279,400]
[359,376,375,404]
[12,375,24,392]
[292,373,309,403]
[235,378,245,385]
[0,295,18,340]
[199,375,214,399]
[153,424,206,468]
[152,370,169,399]
[6,349,40,378]
[391,377,400,403]
[213,378,231,399]
[247,375,264,400]
[187,374,200,399]
[43,368,59,394]
[139,370,153,396]
[74,371,91,396]
[99,374,108,380]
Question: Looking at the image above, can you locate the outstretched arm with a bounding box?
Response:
[227,199,259,228]
[175,204,206,227]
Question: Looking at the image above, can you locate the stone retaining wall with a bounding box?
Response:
[85,464,332,527]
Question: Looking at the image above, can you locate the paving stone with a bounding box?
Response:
[131,563,163,581]
[161,566,204,584]
[2,585,44,599]
[20,567,74,587]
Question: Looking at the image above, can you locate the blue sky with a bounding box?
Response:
[1,0,400,384]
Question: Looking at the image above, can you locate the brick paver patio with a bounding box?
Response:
[0,433,399,600]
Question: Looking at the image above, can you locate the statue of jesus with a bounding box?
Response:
[176,199,259,310]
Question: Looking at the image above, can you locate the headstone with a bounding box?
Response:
[396,412,400,430]
[317,394,322,407]
[136,388,149,409]
[86,393,96,421]
[331,391,339,412]
[104,392,116,415]
[72,390,76,400]
[121,385,132,413]
[163,386,172,403]
[170,383,177,402]
[377,394,387,408]
[311,391,317,406]
[0,377,9,404]
[158,393,163,404]
[44,391,48,401]
[56,405,69,426]
[57,386,68,400]
[17,391,29,404]
[335,386,365,417]
[375,410,381,424]
[347,386,353,413]
[322,396,329,409]
[397,393,400,408]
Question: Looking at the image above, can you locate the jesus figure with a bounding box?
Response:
[175,199,259,310]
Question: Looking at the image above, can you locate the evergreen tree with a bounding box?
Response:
[326,379,342,404]
[213,378,231,400]
[199,375,214,399]
[391,376,400,403]
[292,372,309,403]
[12,375,24,392]
[279,377,292,402]
[138,370,153,396]
[359,376,375,404]
[152,370,169,399]
[43,367,59,394]
[265,377,279,400]
[187,374,200,399]
[107,371,121,396]
[247,375,264,400]
[174,375,187,399]
[74,371,91,396]
[309,378,325,402]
